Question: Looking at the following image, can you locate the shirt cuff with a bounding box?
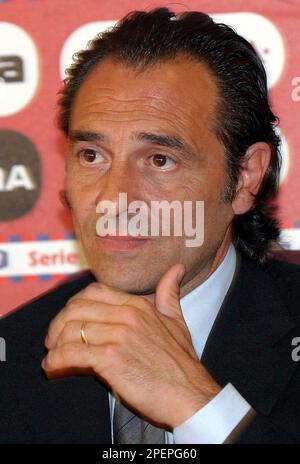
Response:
[173,383,252,444]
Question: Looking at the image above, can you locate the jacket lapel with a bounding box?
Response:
[201,255,297,416]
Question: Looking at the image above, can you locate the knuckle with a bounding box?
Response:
[88,282,99,289]
[139,296,154,311]
[87,282,102,294]
[102,344,119,361]
[67,294,79,304]
[60,344,77,364]
[47,320,55,337]
[78,282,106,301]
[45,349,56,367]
[61,320,76,340]
[114,325,130,344]
[65,298,85,318]
[122,305,140,327]
[66,297,82,311]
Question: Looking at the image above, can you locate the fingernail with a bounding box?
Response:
[41,357,46,369]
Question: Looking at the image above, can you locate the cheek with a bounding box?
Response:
[66,173,96,225]
[182,168,232,233]
[203,197,233,249]
[180,169,222,203]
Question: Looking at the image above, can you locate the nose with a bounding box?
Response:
[94,159,137,216]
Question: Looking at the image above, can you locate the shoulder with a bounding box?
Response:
[244,254,300,292]
[238,251,300,287]
[238,253,300,320]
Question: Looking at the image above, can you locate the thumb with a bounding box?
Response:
[155,263,185,318]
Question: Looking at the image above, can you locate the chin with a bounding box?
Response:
[91,267,156,294]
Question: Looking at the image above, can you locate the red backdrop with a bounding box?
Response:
[0,0,299,315]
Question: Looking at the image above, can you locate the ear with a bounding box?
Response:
[232,142,271,215]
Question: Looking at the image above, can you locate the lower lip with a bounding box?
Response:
[96,236,150,252]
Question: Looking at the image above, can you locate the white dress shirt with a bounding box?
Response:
[109,244,251,444]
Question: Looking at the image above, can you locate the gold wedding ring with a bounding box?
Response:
[80,321,89,345]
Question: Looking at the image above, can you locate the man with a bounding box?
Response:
[1,8,300,444]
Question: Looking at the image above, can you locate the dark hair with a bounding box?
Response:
[58,7,281,262]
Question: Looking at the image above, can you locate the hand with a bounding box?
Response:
[42,264,221,429]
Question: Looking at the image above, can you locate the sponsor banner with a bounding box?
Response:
[0,239,87,277]
[212,12,285,89]
[280,229,300,251]
[0,21,39,117]
[0,229,299,279]
[0,130,42,221]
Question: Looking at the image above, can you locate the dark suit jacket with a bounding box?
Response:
[0,254,300,444]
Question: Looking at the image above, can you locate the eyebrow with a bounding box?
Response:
[68,130,197,160]
[134,132,197,160]
[68,130,107,144]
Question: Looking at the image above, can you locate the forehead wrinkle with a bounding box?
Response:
[73,88,218,149]
[75,112,212,150]
[74,55,219,126]
[75,90,200,121]
[75,92,216,139]
[74,111,194,136]
[74,99,196,130]
[76,96,183,115]
[87,92,203,118]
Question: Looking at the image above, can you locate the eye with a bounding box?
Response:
[149,154,176,170]
[78,148,104,166]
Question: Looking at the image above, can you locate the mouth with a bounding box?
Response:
[96,235,150,252]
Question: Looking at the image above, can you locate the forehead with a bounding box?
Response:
[70,56,219,136]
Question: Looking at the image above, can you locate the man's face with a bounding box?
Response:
[66,56,234,293]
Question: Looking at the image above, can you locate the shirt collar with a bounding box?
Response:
[180,243,236,359]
